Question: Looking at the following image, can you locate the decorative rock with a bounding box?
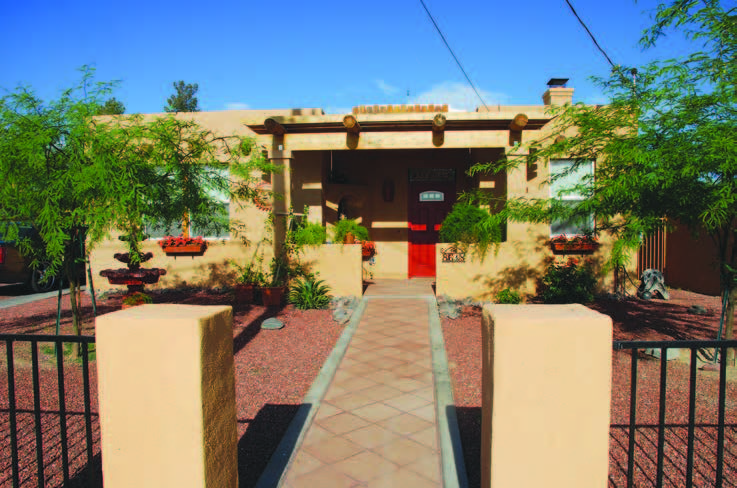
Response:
[687,305,709,315]
[333,308,352,325]
[637,269,669,300]
[261,318,284,330]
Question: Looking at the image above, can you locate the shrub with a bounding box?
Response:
[293,222,327,247]
[495,288,521,304]
[289,275,332,310]
[540,258,597,304]
[122,291,153,306]
[331,218,369,243]
[439,203,502,260]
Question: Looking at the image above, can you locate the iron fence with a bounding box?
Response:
[1,334,99,488]
[612,340,737,488]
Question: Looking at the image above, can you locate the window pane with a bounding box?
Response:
[550,160,593,199]
[550,201,595,236]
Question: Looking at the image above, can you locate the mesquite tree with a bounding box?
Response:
[0,68,278,351]
[466,1,736,354]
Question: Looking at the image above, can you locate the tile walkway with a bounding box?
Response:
[265,279,459,487]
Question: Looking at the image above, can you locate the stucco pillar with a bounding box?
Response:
[269,144,292,257]
[504,146,529,241]
[95,305,237,488]
[481,304,612,488]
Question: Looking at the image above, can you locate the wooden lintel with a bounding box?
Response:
[509,113,529,131]
[432,113,447,132]
[343,115,361,134]
[264,118,287,135]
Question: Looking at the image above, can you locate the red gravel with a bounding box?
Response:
[442,290,737,488]
[0,289,345,488]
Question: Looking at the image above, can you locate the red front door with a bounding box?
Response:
[408,180,455,278]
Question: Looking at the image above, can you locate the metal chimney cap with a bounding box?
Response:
[547,78,569,87]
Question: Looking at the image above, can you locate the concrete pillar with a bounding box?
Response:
[481,304,612,488]
[95,305,237,488]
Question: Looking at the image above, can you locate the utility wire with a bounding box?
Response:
[419,0,489,111]
[563,0,616,68]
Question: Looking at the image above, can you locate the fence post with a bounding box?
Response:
[481,304,612,488]
[95,304,237,488]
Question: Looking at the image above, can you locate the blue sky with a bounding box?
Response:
[1,0,694,114]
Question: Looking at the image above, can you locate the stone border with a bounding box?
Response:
[255,297,368,488]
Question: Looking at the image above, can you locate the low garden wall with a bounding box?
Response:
[436,233,637,301]
[295,244,363,297]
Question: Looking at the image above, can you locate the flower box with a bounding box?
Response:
[550,236,599,254]
[158,236,208,257]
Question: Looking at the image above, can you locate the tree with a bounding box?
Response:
[465,1,737,354]
[0,69,277,350]
[164,81,200,112]
[96,97,125,115]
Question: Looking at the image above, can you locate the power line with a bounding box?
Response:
[563,0,616,68]
[418,0,489,111]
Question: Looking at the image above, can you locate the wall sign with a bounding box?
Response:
[409,168,455,182]
[419,191,444,202]
[441,245,466,263]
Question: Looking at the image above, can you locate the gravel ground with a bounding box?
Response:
[442,289,737,488]
[0,288,345,488]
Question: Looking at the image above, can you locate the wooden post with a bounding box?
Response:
[343,115,361,134]
[509,113,528,131]
[264,118,287,135]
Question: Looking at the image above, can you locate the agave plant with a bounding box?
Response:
[288,276,332,310]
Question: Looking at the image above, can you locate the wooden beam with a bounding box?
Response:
[432,113,447,132]
[343,115,361,134]
[510,113,529,131]
[555,135,566,143]
[264,118,287,135]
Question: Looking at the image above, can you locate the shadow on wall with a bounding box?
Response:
[164,260,239,289]
[472,235,611,301]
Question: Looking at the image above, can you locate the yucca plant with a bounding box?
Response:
[288,276,332,310]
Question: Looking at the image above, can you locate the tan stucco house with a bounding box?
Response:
[90,80,629,299]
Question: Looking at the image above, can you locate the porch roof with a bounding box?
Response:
[246,112,551,135]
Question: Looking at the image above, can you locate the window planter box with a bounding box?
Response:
[550,238,599,255]
[160,243,208,257]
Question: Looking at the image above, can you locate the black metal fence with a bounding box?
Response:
[1,334,100,488]
[611,340,737,488]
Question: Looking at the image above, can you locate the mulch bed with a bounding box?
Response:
[0,288,345,488]
[442,289,737,488]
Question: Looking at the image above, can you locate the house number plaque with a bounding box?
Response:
[441,245,466,263]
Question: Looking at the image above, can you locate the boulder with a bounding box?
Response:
[261,318,284,330]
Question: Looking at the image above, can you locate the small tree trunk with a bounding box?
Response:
[66,258,82,358]
[726,286,736,365]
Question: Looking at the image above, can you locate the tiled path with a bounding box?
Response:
[283,299,440,487]
[263,279,461,487]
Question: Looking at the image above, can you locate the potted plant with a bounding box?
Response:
[121,291,153,310]
[331,218,369,244]
[261,254,290,306]
[356,240,377,259]
[159,235,208,257]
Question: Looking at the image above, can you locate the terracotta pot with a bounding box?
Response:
[261,286,287,306]
[344,232,355,244]
[235,283,255,303]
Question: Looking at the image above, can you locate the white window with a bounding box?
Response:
[549,159,594,236]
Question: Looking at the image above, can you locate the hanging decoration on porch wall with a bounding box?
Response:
[382,179,394,202]
[441,245,466,263]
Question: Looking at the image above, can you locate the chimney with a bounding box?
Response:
[543,78,574,105]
